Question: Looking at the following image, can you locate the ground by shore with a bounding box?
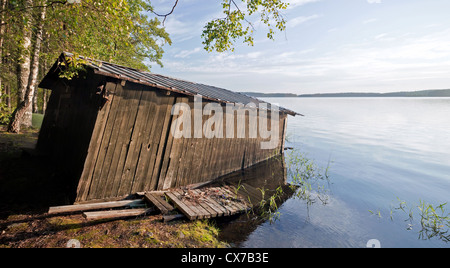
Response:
[0,126,229,248]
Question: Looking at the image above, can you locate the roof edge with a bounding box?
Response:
[38,52,302,117]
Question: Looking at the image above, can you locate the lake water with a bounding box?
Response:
[227,97,450,248]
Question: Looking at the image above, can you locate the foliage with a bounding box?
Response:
[57,54,88,80]
[202,0,289,52]
[0,89,10,124]
[0,101,11,125]
[43,0,171,71]
[0,0,172,127]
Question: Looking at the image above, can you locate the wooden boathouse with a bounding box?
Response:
[37,52,299,204]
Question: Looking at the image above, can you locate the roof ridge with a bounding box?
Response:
[50,52,301,116]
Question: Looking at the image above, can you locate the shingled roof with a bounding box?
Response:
[39,52,300,116]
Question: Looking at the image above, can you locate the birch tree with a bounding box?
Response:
[8,1,46,133]
[6,0,171,133]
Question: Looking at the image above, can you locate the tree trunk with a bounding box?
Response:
[32,88,38,113]
[8,3,46,133]
[0,0,7,105]
[13,0,33,130]
[42,88,47,113]
[6,83,10,112]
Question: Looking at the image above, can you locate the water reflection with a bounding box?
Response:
[211,155,296,246]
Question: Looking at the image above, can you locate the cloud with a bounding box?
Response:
[287,14,322,28]
[363,18,378,24]
[174,47,202,58]
[367,0,382,3]
[166,27,450,93]
[288,0,321,9]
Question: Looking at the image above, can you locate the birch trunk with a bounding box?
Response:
[32,87,38,113]
[11,0,33,130]
[8,3,46,133]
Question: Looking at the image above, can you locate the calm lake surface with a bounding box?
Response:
[229,97,450,248]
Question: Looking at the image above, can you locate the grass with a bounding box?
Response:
[0,214,228,248]
[32,113,44,129]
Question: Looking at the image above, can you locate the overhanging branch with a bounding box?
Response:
[148,0,179,25]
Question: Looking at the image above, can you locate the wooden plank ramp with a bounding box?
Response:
[144,192,174,215]
[47,198,152,221]
[48,200,145,214]
[83,208,154,221]
[165,186,253,221]
[46,182,271,222]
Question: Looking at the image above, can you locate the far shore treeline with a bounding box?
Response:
[242,89,450,98]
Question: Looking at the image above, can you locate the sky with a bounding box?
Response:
[149,0,450,94]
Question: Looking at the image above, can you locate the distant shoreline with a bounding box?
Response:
[241,89,450,98]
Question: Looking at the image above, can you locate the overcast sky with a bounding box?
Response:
[149,0,450,94]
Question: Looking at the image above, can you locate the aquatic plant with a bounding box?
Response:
[371,198,450,243]
[243,149,333,223]
[417,201,450,242]
[286,149,332,206]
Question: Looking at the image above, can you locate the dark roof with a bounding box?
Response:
[39,52,300,116]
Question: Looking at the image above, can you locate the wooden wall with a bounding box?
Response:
[39,77,288,203]
[37,70,105,201]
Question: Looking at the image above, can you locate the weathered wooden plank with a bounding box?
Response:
[144,192,174,215]
[203,187,229,216]
[171,101,194,188]
[192,190,218,217]
[175,105,195,187]
[143,95,171,190]
[223,111,235,175]
[207,187,233,215]
[92,85,130,199]
[162,185,257,220]
[201,197,225,217]
[190,134,207,185]
[48,199,144,214]
[223,185,250,212]
[215,187,242,215]
[129,90,159,193]
[83,208,153,221]
[184,100,203,185]
[280,114,287,154]
[119,89,155,194]
[136,93,168,191]
[202,115,217,180]
[76,82,118,202]
[208,132,221,180]
[205,188,236,216]
[165,191,197,220]
[106,84,143,199]
[175,189,211,219]
[163,97,189,189]
[152,95,176,190]
[87,83,125,200]
[194,105,214,182]
[113,85,148,197]
[213,109,227,179]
